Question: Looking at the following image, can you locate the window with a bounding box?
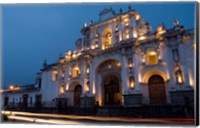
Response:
[125,29,130,39]
[71,67,80,78]
[129,76,135,88]
[124,18,129,26]
[59,85,64,94]
[147,51,158,65]
[175,65,184,84]
[128,58,133,68]
[105,32,112,49]
[101,29,113,50]
[52,71,58,82]
[95,30,98,38]
[115,24,118,32]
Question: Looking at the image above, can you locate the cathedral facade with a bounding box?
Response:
[2,7,195,109]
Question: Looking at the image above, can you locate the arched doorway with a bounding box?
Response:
[96,59,122,106]
[104,75,121,105]
[148,75,166,104]
[74,84,82,106]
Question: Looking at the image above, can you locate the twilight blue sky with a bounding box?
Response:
[2,2,195,88]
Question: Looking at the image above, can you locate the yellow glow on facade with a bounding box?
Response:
[9,85,14,90]
[52,71,58,82]
[177,75,183,84]
[130,78,135,88]
[189,71,194,87]
[59,87,64,94]
[125,30,130,39]
[133,30,138,38]
[138,35,146,41]
[117,62,121,67]
[92,82,95,94]
[85,84,90,92]
[95,44,98,48]
[124,18,129,26]
[66,84,69,91]
[86,66,90,74]
[147,51,158,65]
[102,45,105,50]
[0,89,3,93]
[138,73,142,83]
[71,67,80,78]
[72,54,76,58]
[91,45,95,50]
[136,14,140,20]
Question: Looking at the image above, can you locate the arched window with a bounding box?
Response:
[115,24,119,32]
[105,32,112,49]
[146,50,158,65]
[86,80,90,92]
[129,76,135,88]
[174,65,184,84]
[127,58,133,68]
[125,29,130,39]
[101,29,113,50]
[71,66,80,78]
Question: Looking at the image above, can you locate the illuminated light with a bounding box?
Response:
[0,89,3,93]
[108,64,112,69]
[68,51,72,56]
[102,46,105,50]
[124,18,129,26]
[117,62,121,67]
[125,34,130,39]
[66,84,69,91]
[86,66,90,74]
[177,75,183,84]
[133,31,138,38]
[95,44,98,48]
[138,35,146,41]
[136,14,140,20]
[9,85,15,90]
[118,32,122,42]
[85,83,90,92]
[130,79,135,88]
[128,63,133,68]
[59,87,64,94]
[71,67,80,78]
[52,71,58,81]
[84,22,87,27]
[147,51,158,65]
[189,70,194,87]
[91,45,95,50]
[92,81,95,95]
[192,44,196,50]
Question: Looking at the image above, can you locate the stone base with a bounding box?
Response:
[80,96,95,108]
[123,94,142,106]
[170,90,194,105]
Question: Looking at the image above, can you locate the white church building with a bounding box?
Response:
[1,7,195,109]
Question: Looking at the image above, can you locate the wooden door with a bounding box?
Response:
[148,75,166,104]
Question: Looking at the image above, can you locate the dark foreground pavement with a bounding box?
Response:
[1,111,196,126]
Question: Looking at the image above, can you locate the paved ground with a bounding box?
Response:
[1,110,196,126]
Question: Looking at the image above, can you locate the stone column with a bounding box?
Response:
[121,48,128,94]
[182,65,191,89]
[133,53,141,92]
[80,60,86,96]
[89,59,94,96]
